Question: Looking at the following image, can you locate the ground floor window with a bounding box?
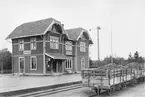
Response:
[30,56,37,70]
[66,57,72,69]
[81,57,85,69]
[19,57,25,73]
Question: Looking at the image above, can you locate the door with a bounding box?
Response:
[19,57,25,73]
[53,61,57,72]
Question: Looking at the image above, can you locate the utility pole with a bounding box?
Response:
[97,26,101,61]
[89,26,101,61]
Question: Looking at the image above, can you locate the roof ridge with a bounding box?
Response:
[65,27,84,30]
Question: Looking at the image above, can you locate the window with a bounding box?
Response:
[19,39,24,51]
[81,57,85,69]
[31,37,36,50]
[19,57,24,73]
[66,57,72,69]
[65,41,72,51]
[80,42,86,52]
[50,36,59,49]
[31,56,37,70]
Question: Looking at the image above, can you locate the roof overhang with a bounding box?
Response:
[76,30,93,44]
[45,53,67,60]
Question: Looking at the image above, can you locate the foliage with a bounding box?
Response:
[0,48,12,71]
[90,51,144,68]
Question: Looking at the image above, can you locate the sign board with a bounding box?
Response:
[23,50,31,55]
[66,51,72,55]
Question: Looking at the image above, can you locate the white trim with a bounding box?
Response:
[19,57,25,73]
[30,56,37,70]
[10,34,43,40]
[81,57,85,69]
[30,37,37,50]
[76,30,92,43]
[43,20,54,34]
[76,30,86,40]
[65,57,73,69]
[19,39,24,51]
[45,53,54,58]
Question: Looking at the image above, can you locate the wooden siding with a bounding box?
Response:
[76,38,89,71]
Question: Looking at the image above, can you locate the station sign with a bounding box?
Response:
[23,50,31,55]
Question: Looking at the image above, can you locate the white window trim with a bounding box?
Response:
[31,37,37,50]
[30,56,37,70]
[19,57,25,73]
[81,57,85,69]
[65,41,72,51]
[66,57,72,69]
[50,36,59,49]
[19,39,24,51]
[80,42,86,52]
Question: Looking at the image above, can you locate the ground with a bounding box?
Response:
[42,82,145,97]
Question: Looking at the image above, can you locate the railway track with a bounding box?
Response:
[19,83,82,97]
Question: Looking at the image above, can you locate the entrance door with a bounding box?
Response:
[52,60,62,73]
[53,61,57,72]
[19,57,25,73]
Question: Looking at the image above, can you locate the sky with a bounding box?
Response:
[0,0,145,60]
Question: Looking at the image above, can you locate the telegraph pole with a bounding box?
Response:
[97,26,101,61]
[89,26,101,61]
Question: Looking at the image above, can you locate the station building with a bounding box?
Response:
[6,18,93,75]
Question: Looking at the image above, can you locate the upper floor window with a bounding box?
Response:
[31,37,36,50]
[50,36,59,49]
[19,39,24,51]
[30,56,37,70]
[66,57,72,69]
[81,57,85,69]
[80,42,86,52]
[65,41,72,51]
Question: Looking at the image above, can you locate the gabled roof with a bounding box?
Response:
[6,18,93,44]
[6,18,64,39]
[65,27,93,44]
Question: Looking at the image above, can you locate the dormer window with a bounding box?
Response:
[80,42,86,52]
[31,37,36,50]
[19,39,24,51]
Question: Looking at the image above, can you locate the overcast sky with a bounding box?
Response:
[0,0,145,60]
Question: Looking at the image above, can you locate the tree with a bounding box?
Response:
[134,51,139,60]
[89,57,93,67]
[128,52,132,59]
[0,48,12,73]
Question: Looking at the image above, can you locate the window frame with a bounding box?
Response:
[50,36,59,49]
[81,57,85,69]
[30,56,37,70]
[19,39,24,51]
[65,57,72,69]
[19,57,25,73]
[80,42,86,52]
[65,41,72,51]
[31,37,37,50]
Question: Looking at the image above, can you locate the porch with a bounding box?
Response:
[45,53,67,74]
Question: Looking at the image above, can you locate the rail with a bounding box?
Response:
[19,83,82,97]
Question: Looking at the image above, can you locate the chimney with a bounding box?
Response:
[62,24,64,27]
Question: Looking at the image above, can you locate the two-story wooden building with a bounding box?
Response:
[6,18,93,75]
